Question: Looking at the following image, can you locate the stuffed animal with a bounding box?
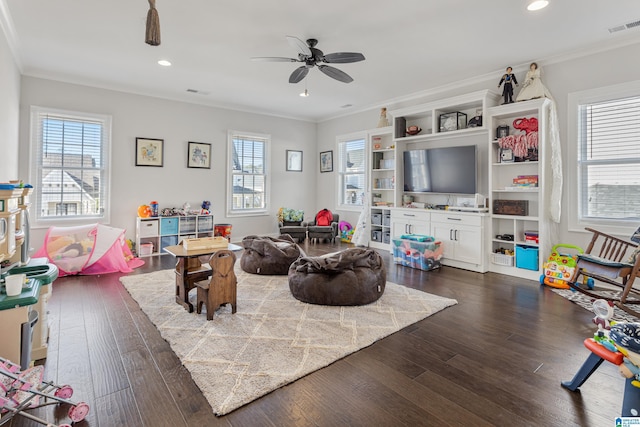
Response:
[201,200,211,214]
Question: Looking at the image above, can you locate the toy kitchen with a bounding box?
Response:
[0,182,58,369]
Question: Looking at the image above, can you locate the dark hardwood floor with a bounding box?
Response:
[10,241,623,426]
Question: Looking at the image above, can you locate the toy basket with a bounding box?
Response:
[491,252,514,266]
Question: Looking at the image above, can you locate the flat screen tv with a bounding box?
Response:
[403,145,477,194]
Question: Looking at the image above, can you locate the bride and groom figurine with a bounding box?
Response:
[498,62,552,104]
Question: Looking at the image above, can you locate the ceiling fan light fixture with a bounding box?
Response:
[527,0,549,11]
[299,89,310,97]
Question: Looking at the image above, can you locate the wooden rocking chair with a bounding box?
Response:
[568,227,640,316]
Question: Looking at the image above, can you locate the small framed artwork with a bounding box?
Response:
[320,150,333,173]
[500,148,515,163]
[497,125,510,139]
[187,141,211,169]
[286,150,303,172]
[136,138,164,167]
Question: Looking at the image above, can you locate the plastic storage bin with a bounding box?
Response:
[516,245,539,271]
[371,230,382,242]
[139,242,154,256]
[371,213,382,225]
[392,237,443,271]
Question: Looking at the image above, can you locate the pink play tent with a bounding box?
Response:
[33,224,144,276]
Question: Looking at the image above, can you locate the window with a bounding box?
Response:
[569,81,640,234]
[30,107,111,225]
[227,131,269,215]
[337,134,366,209]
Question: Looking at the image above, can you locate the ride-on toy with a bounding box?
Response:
[540,243,594,290]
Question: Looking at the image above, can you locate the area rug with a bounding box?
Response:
[551,288,640,323]
[120,266,457,416]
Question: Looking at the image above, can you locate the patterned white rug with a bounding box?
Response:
[551,287,640,323]
[120,266,457,416]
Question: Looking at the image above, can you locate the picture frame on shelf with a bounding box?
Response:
[500,148,515,163]
[497,125,510,139]
[187,141,211,169]
[320,150,333,173]
[286,150,303,172]
[136,138,164,167]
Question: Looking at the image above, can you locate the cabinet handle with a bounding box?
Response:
[403,214,416,217]
[447,217,462,221]
[455,230,459,241]
[449,229,453,240]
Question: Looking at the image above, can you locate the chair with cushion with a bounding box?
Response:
[278,207,307,242]
[288,247,386,306]
[240,234,303,275]
[568,227,640,317]
[307,209,340,243]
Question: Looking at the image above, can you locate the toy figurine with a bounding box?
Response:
[498,67,518,104]
[377,108,390,128]
[201,200,211,214]
[516,62,553,101]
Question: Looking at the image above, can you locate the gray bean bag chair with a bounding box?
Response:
[241,234,303,275]
[288,248,386,306]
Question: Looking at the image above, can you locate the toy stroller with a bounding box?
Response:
[0,357,89,426]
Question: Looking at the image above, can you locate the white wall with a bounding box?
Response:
[318,41,640,247]
[0,25,20,181]
[18,77,317,248]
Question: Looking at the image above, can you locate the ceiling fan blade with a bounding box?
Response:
[286,35,312,57]
[289,66,310,83]
[251,57,299,62]
[317,65,353,83]
[323,52,365,64]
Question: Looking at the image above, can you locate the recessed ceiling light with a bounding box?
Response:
[527,0,549,11]
[158,59,172,67]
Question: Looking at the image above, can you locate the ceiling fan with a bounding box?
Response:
[252,36,365,84]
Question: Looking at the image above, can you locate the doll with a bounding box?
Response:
[498,67,518,104]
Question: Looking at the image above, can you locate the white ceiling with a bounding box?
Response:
[2,0,640,122]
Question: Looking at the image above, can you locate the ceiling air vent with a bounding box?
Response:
[186,89,211,95]
[609,19,640,34]
[626,20,640,29]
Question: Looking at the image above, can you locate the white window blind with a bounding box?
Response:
[30,107,111,224]
[578,96,640,220]
[228,131,269,215]
[338,137,366,207]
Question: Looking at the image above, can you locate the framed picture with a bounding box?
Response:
[135,138,164,167]
[286,150,303,172]
[500,148,514,163]
[187,141,211,169]
[320,150,333,173]
[497,125,510,139]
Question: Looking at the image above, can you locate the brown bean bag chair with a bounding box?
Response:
[240,235,303,275]
[288,248,386,306]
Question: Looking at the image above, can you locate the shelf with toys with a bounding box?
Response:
[135,201,214,257]
[487,98,551,280]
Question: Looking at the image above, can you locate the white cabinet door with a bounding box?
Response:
[452,225,482,265]
[431,222,456,260]
[391,210,429,235]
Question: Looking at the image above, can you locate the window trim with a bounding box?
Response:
[29,106,112,228]
[226,130,270,217]
[336,131,367,211]
[567,79,640,237]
